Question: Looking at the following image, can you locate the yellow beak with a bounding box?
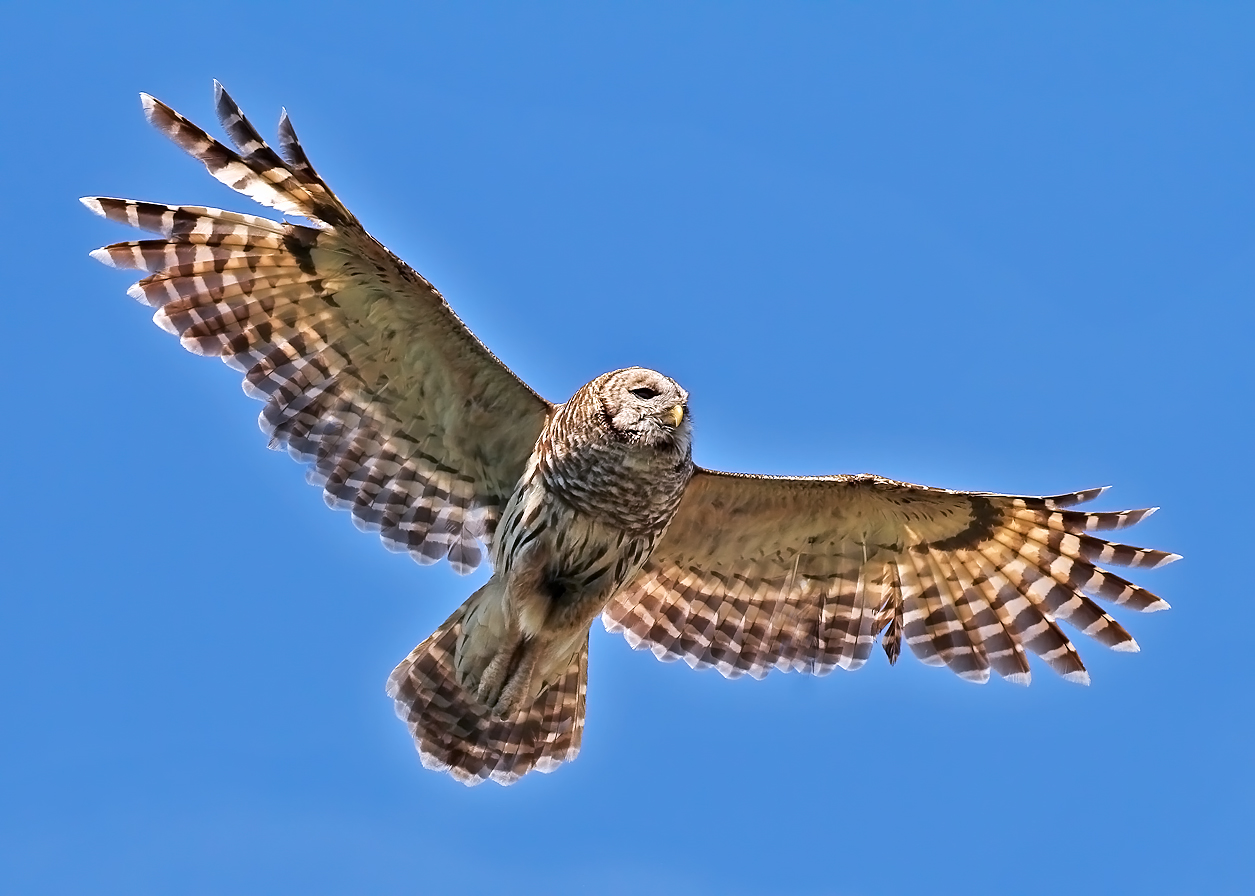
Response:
[667,404,685,428]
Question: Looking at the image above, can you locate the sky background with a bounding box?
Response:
[2,3,1251,894]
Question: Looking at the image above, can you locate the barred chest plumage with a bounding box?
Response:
[491,376,694,640]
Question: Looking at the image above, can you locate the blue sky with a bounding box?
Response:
[2,3,1252,893]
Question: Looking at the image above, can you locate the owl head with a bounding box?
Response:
[596,367,691,454]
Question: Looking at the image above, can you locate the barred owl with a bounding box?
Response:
[85,83,1178,785]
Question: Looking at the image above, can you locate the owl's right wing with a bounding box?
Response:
[604,469,1177,684]
[85,83,552,573]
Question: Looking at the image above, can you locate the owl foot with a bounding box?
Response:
[474,637,539,717]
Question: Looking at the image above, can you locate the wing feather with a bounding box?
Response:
[85,85,552,573]
[952,550,1033,684]
[604,469,1176,685]
[826,559,863,673]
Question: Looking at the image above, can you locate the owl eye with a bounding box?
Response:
[629,387,659,400]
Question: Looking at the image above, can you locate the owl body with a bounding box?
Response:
[87,85,1178,786]
[375,369,694,781]
[454,368,694,716]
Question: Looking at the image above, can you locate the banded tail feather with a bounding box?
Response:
[386,600,589,785]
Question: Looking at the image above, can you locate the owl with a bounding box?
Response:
[85,83,1177,785]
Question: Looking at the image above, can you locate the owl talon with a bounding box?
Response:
[495,646,539,717]
[473,647,512,708]
[472,637,538,716]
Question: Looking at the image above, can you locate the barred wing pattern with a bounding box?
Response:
[604,471,1177,684]
[84,84,551,572]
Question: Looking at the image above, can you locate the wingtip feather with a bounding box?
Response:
[139,92,158,122]
[212,79,232,121]
[1063,669,1092,686]
[153,310,178,336]
[80,196,104,216]
[88,247,115,267]
[1082,485,1110,504]
[1076,485,1112,504]
[1044,485,1110,508]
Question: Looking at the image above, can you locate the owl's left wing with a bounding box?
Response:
[85,84,554,574]
[603,469,1177,684]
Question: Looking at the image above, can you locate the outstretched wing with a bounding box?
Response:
[85,83,552,573]
[603,469,1177,684]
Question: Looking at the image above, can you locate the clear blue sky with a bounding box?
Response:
[2,3,1251,894]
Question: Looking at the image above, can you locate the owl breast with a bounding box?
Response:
[489,406,693,641]
[490,457,664,638]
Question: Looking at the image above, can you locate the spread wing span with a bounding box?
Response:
[85,83,552,573]
[604,470,1177,684]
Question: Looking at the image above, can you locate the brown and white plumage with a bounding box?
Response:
[86,84,551,575]
[604,475,1173,686]
[86,83,1178,786]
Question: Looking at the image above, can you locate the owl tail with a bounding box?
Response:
[386,587,589,786]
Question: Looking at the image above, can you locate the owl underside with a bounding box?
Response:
[84,83,1179,788]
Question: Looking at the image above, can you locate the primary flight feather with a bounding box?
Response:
[85,82,1177,785]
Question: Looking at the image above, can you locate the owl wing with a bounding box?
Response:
[85,83,552,573]
[603,469,1178,684]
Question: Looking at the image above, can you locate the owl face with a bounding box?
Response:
[597,367,691,453]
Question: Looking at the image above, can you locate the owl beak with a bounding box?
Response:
[667,404,684,428]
